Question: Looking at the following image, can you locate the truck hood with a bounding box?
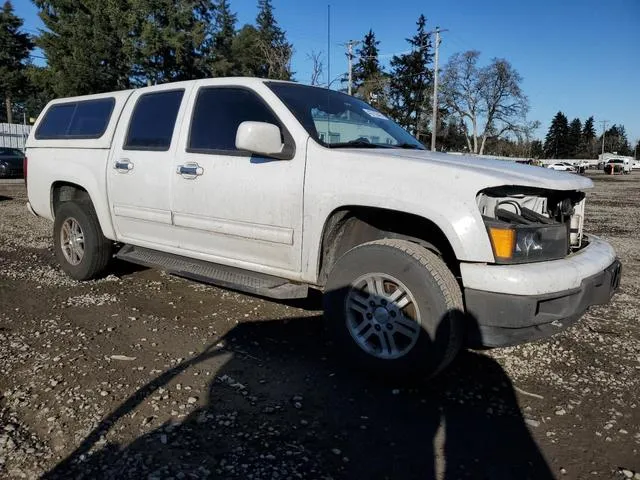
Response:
[346,148,593,191]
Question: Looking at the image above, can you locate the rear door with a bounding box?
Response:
[108,84,191,247]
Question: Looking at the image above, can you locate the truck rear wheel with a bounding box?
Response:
[323,239,464,380]
[53,201,113,280]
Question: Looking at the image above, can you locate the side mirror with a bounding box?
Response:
[235,121,284,157]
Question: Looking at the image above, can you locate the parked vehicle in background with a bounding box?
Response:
[547,162,575,172]
[576,161,590,174]
[0,147,25,178]
[604,159,631,175]
[633,161,640,170]
[24,78,622,379]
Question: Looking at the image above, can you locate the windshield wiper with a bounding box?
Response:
[326,140,391,149]
[392,143,425,150]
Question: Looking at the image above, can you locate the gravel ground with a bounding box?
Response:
[0,172,638,480]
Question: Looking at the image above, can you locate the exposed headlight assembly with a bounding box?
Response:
[485,220,568,264]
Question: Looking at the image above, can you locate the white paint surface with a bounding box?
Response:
[460,236,616,295]
[24,77,615,297]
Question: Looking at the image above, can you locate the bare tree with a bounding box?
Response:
[306,50,323,86]
[256,38,293,80]
[441,51,530,155]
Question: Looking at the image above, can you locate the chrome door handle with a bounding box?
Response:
[114,159,134,172]
[176,162,204,177]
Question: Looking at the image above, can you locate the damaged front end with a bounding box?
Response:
[477,186,586,264]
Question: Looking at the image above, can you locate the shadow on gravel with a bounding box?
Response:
[43,294,553,480]
[109,258,149,277]
[0,195,12,202]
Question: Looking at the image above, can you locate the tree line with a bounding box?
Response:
[3,0,635,159]
[2,0,535,156]
[0,0,292,123]
[347,23,534,155]
[543,111,635,159]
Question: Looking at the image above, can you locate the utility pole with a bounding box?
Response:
[430,26,448,151]
[600,120,609,155]
[327,4,330,89]
[345,40,360,95]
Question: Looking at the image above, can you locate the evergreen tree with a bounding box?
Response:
[232,24,261,76]
[0,1,34,123]
[35,0,136,96]
[543,111,569,158]
[439,118,467,151]
[131,0,208,85]
[582,116,596,142]
[353,29,381,92]
[352,29,389,111]
[388,15,433,136]
[530,140,544,159]
[207,0,237,77]
[568,118,582,158]
[255,0,292,79]
[600,124,632,156]
[579,116,597,158]
[21,65,55,121]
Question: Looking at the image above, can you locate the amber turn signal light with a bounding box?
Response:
[488,227,516,260]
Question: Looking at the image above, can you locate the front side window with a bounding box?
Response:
[188,87,281,153]
[266,82,424,150]
[35,98,115,139]
[124,90,184,151]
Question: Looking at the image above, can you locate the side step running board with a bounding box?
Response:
[115,245,308,300]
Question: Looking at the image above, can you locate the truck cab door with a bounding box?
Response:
[107,84,191,247]
[170,83,305,276]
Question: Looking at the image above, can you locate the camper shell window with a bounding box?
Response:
[35,98,116,140]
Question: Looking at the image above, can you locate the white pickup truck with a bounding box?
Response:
[24,78,621,378]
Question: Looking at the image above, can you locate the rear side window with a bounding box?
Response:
[35,98,115,139]
[124,90,184,151]
[188,87,281,153]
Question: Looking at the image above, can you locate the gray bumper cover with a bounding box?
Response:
[464,259,622,347]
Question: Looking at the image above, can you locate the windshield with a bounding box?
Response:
[266,82,424,150]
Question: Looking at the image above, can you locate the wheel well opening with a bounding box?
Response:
[318,207,459,286]
[51,182,91,217]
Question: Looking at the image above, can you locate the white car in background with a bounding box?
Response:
[547,162,575,172]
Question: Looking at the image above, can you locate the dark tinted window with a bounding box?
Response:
[35,98,115,139]
[188,87,280,152]
[68,100,115,136]
[125,90,184,150]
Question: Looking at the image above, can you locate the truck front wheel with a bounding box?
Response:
[53,201,113,280]
[323,239,464,380]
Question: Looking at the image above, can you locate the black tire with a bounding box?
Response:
[53,201,113,281]
[323,239,464,380]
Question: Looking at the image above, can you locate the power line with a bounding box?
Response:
[353,41,434,61]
